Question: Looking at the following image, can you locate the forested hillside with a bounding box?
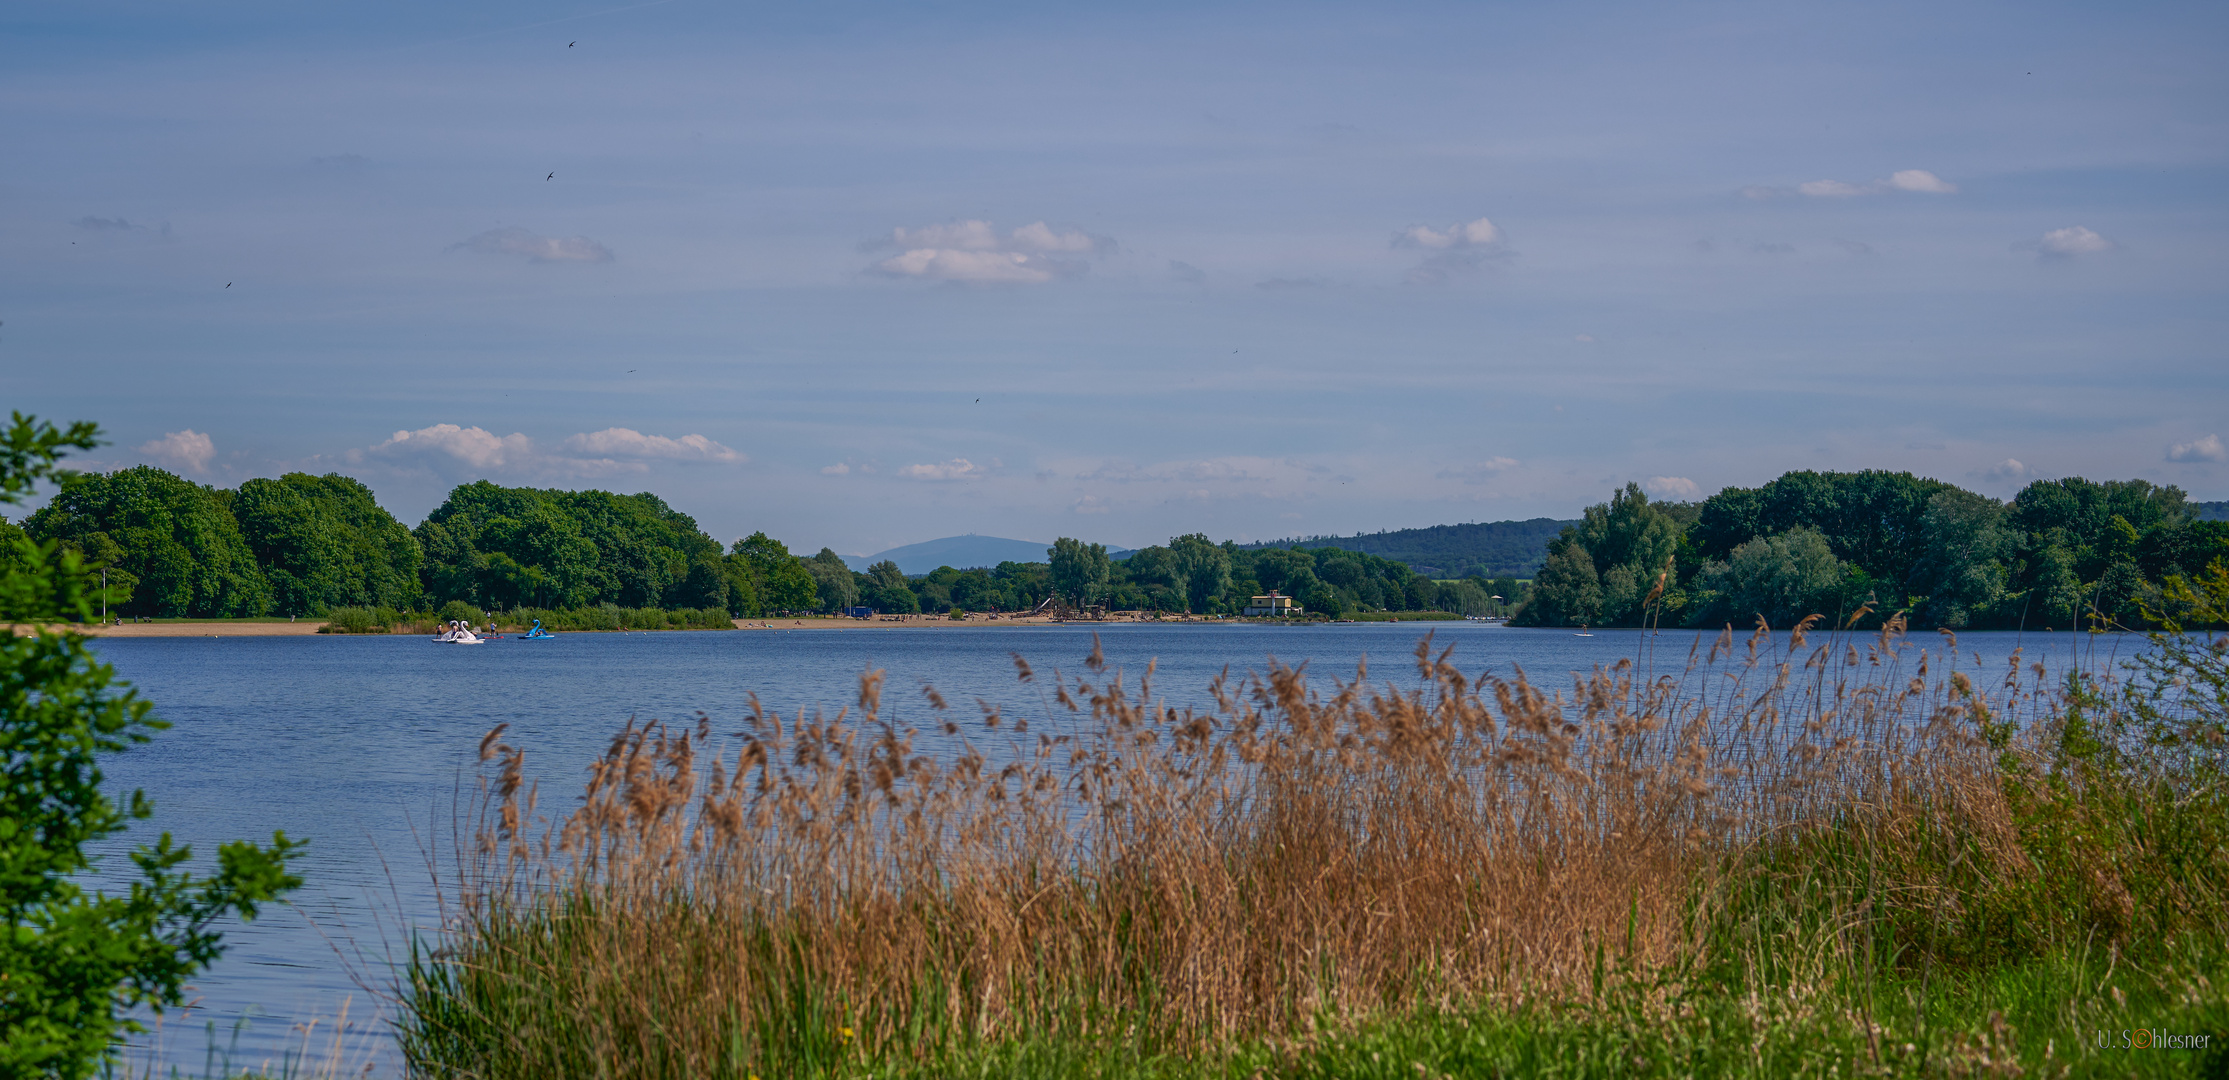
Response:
[1515,470,2229,630]
[1242,518,1576,578]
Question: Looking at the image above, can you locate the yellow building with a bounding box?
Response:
[1242,591,1303,617]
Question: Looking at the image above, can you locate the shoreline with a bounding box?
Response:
[22,614,1269,638]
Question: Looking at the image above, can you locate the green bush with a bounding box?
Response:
[502,606,733,632]
[324,605,380,633]
[437,599,484,624]
[0,414,304,1078]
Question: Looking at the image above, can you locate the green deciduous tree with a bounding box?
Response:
[1908,488,2015,629]
[1048,538,1112,606]
[233,473,422,614]
[0,415,303,1078]
[1688,527,1845,629]
[1167,534,1232,614]
[729,532,815,615]
[1515,538,1602,627]
[804,548,857,613]
[25,467,271,617]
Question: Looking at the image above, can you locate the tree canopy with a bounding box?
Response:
[1518,470,2229,630]
[233,473,421,614]
[25,467,270,617]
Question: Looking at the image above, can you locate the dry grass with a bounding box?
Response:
[400,615,2228,1077]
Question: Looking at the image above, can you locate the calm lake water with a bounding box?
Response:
[89,621,2121,1072]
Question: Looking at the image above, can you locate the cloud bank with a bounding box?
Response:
[2037,226,2111,258]
[139,430,215,473]
[362,424,739,478]
[867,220,1108,283]
[1394,216,1507,283]
[1744,169,1957,200]
[563,428,743,462]
[896,458,987,480]
[2167,434,2225,463]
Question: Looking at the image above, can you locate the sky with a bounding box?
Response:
[3,0,2225,556]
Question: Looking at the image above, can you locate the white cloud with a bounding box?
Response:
[2167,434,2226,463]
[139,430,214,473]
[454,227,614,263]
[1982,458,2031,482]
[888,220,1002,250]
[1798,180,1869,198]
[363,423,736,478]
[371,424,541,470]
[1394,216,1509,284]
[1759,169,1958,200]
[868,220,1106,283]
[1886,169,1957,194]
[1396,217,1503,250]
[2037,225,2111,258]
[896,458,985,480]
[1644,476,1700,499]
[875,248,1059,283]
[1072,494,1110,514]
[1008,221,1098,253]
[562,428,743,463]
[821,463,852,475]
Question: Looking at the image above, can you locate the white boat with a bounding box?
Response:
[435,620,486,645]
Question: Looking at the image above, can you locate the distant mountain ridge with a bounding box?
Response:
[2197,501,2229,522]
[842,535,1133,575]
[1240,518,1577,578]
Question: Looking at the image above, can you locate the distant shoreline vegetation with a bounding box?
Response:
[5,465,2222,629]
[320,604,733,635]
[1513,473,2229,630]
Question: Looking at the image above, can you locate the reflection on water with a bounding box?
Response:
[89,622,2115,1070]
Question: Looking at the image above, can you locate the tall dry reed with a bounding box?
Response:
[403,616,2207,1076]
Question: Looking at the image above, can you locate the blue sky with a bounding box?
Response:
[4,0,2224,556]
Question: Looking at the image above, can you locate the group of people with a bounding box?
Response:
[434,619,495,643]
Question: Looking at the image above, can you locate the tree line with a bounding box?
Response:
[1513,470,2229,630]
[796,535,1518,619]
[2,465,1525,619]
[1239,517,1576,578]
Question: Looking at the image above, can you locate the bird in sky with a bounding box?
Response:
[225,283,231,288]
[569,41,576,47]
[546,172,554,181]
[974,398,980,403]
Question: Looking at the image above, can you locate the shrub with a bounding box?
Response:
[437,600,483,624]
[323,605,380,633]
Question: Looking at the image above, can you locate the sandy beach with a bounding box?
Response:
[16,620,330,637]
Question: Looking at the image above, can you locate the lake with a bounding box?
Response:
[90,621,2118,1072]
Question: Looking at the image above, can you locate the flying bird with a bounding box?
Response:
[546,172,554,181]
[569,41,576,47]
[225,283,231,288]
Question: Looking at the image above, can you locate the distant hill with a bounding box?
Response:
[842,535,1132,575]
[2196,501,2229,522]
[1241,518,1577,578]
